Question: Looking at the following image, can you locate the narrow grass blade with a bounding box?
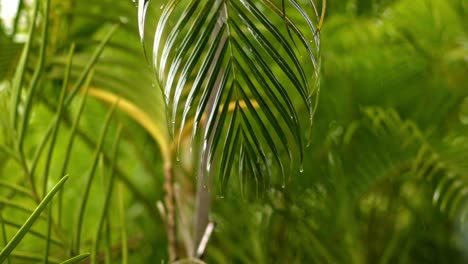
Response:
[60,253,90,264]
[104,219,112,264]
[43,204,53,263]
[18,0,51,151]
[36,88,160,222]
[1,219,63,247]
[0,198,48,220]
[74,102,117,253]
[0,181,35,200]
[65,25,118,105]
[10,0,39,128]
[117,182,128,264]
[43,43,75,197]
[10,251,61,264]
[0,176,69,262]
[92,125,122,263]
[28,124,52,198]
[0,213,10,264]
[58,75,93,227]
[11,0,24,36]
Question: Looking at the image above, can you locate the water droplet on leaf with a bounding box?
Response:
[119,16,128,24]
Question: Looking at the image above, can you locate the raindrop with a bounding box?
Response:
[119,16,128,24]
[202,140,208,152]
[433,190,440,203]
[459,97,468,125]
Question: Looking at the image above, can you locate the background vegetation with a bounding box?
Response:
[0,0,467,263]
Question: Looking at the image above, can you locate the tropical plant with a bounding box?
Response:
[0,0,467,263]
[136,0,324,260]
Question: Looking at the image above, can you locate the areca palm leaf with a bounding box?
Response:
[349,107,468,223]
[139,0,322,191]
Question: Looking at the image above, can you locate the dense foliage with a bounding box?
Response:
[0,0,467,263]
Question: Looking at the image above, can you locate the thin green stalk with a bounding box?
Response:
[28,122,52,201]
[13,0,51,203]
[117,182,128,264]
[43,86,158,227]
[104,219,112,264]
[91,154,105,264]
[12,0,24,37]
[43,204,53,264]
[10,0,39,128]
[0,198,48,220]
[18,0,51,152]
[38,94,159,221]
[0,213,10,264]
[0,176,69,262]
[60,253,90,264]
[64,25,118,106]
[36,70,75,259]
[0,181,35,200]
[16,11,103,206]
[42,43,75,197]
[73,102,117,254]
[92,125,122,263]
[10,251,61,264]
[18,155,40,203]
[58,78,92,228]
[1,219,63,247]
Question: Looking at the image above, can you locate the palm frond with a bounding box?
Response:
[349,107,468,222]
[140,0,322,190]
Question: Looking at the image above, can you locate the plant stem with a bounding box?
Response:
[163,162,177,261]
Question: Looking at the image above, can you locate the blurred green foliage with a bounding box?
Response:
[0,0,467,263]
[208,0,468,263]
